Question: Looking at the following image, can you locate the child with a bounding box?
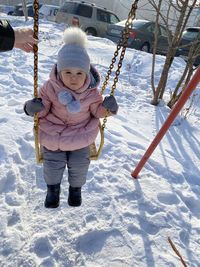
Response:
[24,27,118,208]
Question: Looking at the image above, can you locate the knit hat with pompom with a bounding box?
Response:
[57,27,90,74]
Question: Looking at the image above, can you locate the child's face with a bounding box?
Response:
[60,68,87,91]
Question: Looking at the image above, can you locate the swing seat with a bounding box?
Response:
[34,121,104,163]
[89,123,104,160]
[34,115,43,164]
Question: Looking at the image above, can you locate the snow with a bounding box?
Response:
[0,15,200,267]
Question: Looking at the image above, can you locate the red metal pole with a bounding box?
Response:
[131,66,200,178]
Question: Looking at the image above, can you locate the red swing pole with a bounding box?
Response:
[131,66,200,179]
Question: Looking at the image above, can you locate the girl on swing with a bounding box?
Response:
[24,27,118,208]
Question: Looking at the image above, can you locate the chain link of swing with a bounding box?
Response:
[100,0,139,130]
[33,0,41,162]
[33,0,39,97]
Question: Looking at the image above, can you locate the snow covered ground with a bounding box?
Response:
[0,15,200,267]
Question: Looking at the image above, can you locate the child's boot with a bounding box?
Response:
[68,186,82,207]
[45,183,60,208]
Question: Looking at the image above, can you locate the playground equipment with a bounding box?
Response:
[132,65,200,178]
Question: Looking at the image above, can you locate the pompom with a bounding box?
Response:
[63,27,87,47]
[58,90,73,105]
[67,100,81,113]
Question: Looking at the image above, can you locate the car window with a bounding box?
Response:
[109,13,120,24]
[145,24,154,33]
[40,6,58,16]
[53,9,58,16]
[132,20,150,28]
[76,4,92,18]
[59,3,77,14]
[182,29,200,40]
[48,9,58,16]
[160,26,168,37]
[146,23,164,36]
[97,9,109,23]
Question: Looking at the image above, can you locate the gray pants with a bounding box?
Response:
[42,146,90,187]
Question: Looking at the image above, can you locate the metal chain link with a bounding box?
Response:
[101,0,139,130]
[33,0,42,163]
[33,0,39,98]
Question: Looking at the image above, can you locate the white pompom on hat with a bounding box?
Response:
[57,27,90,74]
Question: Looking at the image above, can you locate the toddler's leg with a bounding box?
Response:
[67,146,90,187]
[43,147,67,208]
[43,147,67,185]
[67,146,90,206]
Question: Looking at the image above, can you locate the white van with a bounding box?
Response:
[55,1,120,37]
[39,5,59,22]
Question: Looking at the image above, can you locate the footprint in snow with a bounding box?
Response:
[157,192,180,205]
[179,229,190,246]
[15,108,24,114]
[16,137,34,160]
[7,210,21,227]
[138,217,159,235]
[12,72,33,87]
[31,235,53,258]
[0,145,7,163]
[7,98,21,106]
[0,169,16,193]
[0,117,8,123]
[5,192,22,207]
[11,255,37,267]
[76,228,132,258]
[38,258,57,267]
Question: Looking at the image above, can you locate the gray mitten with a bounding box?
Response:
[102,95,118,114]
[24,98,44,116]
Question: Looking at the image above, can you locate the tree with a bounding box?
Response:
[167,31,200,108]
[22,0,28,21]
[148,0,198,105]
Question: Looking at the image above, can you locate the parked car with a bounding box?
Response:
[176,27,200,66]
[55,0,120,37]
[105,19,170,55]
[39,4,59,22]
[11,2,42,17]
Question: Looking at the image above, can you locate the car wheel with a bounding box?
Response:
[85,28,97,37]
[140,43,150,53]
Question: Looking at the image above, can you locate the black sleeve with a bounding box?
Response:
[0,20,15,52]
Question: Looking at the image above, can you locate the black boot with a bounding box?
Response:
[68,186,82,207]
[45,184,60,208]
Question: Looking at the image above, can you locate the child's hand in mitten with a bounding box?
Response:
[24,98,44,116]
[102,96,118,114]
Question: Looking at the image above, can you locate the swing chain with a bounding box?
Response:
[33,0,39,98]
[33,0,42,163]
[101,0,139,130]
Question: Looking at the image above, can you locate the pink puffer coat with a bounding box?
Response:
[38,64,107,151]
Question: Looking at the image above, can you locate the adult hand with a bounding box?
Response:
[14,28,38,53]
